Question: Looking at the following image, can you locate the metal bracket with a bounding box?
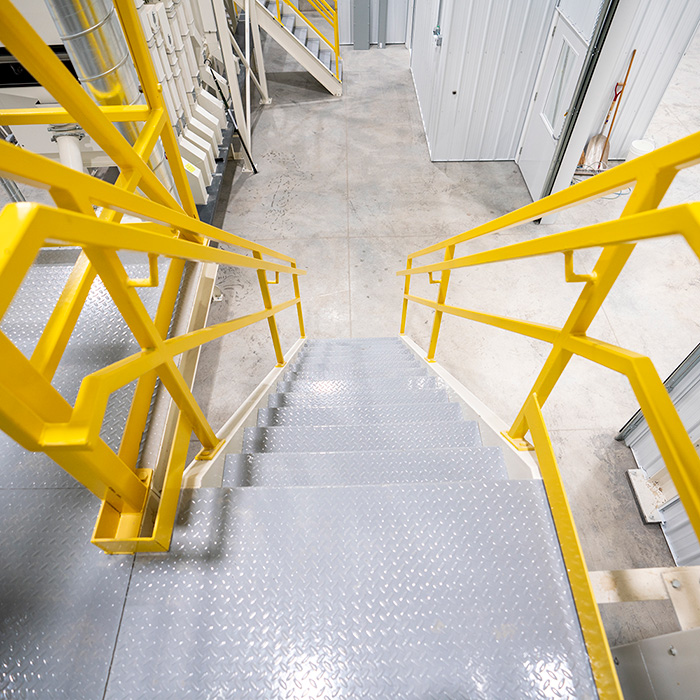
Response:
[564,250,597,283]
[428,271,440,284]
[501,431,536,451]
[266,270,280,285]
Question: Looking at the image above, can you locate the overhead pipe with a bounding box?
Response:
[43,0,177,195]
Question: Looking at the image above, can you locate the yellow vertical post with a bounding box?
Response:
[426,245,455,361]
[399,256,412,335]
[333,0,340,80]
[253,251,286,366]
[291,262,306,338]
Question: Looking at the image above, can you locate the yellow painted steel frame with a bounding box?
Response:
[0,0,306,553]
[398,130,700,700]
[275,0,341,80]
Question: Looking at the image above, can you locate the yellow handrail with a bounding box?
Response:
[274,0,341,81]
[0,0,307,554]
[398,130,700,700]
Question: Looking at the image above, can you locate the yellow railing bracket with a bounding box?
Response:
[564,250,597,284]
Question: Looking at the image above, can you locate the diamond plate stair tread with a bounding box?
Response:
[243,422,482,453]
[319,49,332,71]
[257,402,463,426]
[285,365,429,381]
[268,387,451,407]
[278,376,441,394]
[106,483,596,699]
[282,13,295,30]
[291,356,419,370]
[223,446,508,486]
[293,25,307,43]
[0,488,134,698]
[0,253,166,488]
[305,37,320,57]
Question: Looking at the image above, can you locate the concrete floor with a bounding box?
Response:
[195,33,700,647]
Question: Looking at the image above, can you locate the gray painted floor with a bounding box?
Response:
[196,35,700,646]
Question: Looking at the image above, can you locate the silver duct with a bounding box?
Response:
[43,0,177,197]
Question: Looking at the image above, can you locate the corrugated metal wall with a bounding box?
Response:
[338,0,409,45]
[594,0,700,159]
[412,0,557,161]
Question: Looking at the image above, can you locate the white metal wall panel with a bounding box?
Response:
[556,0,604,43]
[338,0,409,45]
[417,0,556,161]
[595,0,700,159]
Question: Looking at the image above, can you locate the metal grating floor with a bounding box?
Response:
[104,483,596,699]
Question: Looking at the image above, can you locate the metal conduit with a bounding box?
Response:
[43,0,177,194]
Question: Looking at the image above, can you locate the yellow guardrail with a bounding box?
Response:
[398,130,700,699]
[274,0,341,80]
[0,0,305,553]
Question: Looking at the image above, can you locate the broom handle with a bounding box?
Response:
[606,49,636,144]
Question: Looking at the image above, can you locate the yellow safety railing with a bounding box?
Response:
[398,131,700,700]
[274,0,341,80]
[0,0,305,554]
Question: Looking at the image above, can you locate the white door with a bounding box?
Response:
[517,10,587,199]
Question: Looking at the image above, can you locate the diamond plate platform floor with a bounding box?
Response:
[0,489,133,699]
[105,484,597,699]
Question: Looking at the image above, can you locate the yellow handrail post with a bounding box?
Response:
[399,256,413,335]
[333,0,340,80]
[253,250,286,366]
[292,262,306,339]
[276,0,281,22]
[425,244,455,361]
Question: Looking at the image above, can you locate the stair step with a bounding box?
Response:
[297,350,416,363]
[224,446,509,486]
[107,483,596,697]
[290,360,421,374]
[282,13,295,32]
[284,365,429,381]
[305,37,320,58]
[319,49,332,72]
[304,337,403,347]
[242,422,481,453]
[278,376,441,394]
[257,402,463,426]
[293,25,307,44]
[268,387,451,407]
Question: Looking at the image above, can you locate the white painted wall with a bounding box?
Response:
[338,0,409,45]
[411,0,557,161]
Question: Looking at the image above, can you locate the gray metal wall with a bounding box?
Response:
[338,0,409,45]
[411,0,557,161]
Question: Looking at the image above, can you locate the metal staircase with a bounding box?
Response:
[256,0,342,96]
[99,336,597,697]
